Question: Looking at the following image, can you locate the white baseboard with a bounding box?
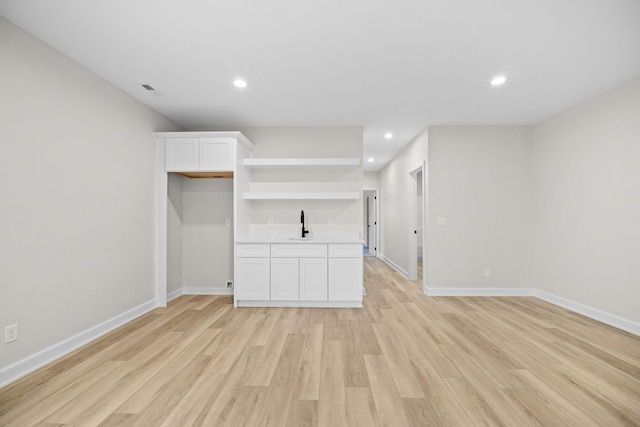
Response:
[0,299,157,388]
[168,288,234,301]
[424,286,535,297]
[183,287,234,296]
[534,289,640,336]
[379,254,409,278]
[422,285,639,337]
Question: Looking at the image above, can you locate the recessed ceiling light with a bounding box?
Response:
[491,75,507,86]
[233,79,247,88]
[368,158,374,162]
[384,132,393,139]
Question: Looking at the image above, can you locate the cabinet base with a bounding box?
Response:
[235,300,362,308]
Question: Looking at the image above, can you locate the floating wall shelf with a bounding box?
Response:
[243,192,360,200]
[243,158,360,168]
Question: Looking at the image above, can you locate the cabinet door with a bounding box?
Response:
[300,258,328,301]
[271,258,299,300]
[200,138,233,171]
[235,258,270,300]
[328,258,363,301]
[165,138,200,171]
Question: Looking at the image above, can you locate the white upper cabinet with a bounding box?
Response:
[165,137,233,171]
[160,132,253,173]
[200,137,234,171]
[165,138,200,171]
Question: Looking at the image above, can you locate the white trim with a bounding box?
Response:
[363,188,379,257]
[424,287,535,297]
[0,299,157,388]
[167,288,235,301]
[182,288,234,296]
[421,286,640,337]
[236,300,362,308]
[379,254,408,279]
[408,163,425,282]
[534,289,640,337]
[156,140,168,307]
[167,288,183,302]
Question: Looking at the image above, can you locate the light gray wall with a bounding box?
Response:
[427,127,533,289]
[0,17,178,369]
[363,172,380,188]
[532,76,640,323]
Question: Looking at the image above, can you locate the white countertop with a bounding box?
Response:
[236,230,363,245]
[236,237,364,244]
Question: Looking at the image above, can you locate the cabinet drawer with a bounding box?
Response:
[271,244,327,258]
[328,244,362,258]
[237,244,270,257]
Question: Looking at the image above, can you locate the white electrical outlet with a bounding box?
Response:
[328,218,334,225]
[268,218,273,225]
[226,281,233,289]
[5,324,18,344]
[225,218,231,226]
[484,268,492,278]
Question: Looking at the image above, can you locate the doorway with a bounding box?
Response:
[408,164,424,282]
[363,188,378,257]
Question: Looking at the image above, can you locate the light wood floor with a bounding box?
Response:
[2,257,640,426]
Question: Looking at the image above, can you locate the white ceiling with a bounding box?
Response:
[2,1,639,171]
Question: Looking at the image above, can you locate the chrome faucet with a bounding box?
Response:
[301,210,309,238]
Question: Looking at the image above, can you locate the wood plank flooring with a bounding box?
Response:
[1,257,639,426]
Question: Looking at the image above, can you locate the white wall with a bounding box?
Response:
[379,130,428,274]
[532,77,640,324]
[0,17,178,371]
[363,172,379,189]
[237,127,363,235]
[427,127,533,290]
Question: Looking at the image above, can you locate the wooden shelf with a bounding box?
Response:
[243,158,360,168]
[243,192,360,200]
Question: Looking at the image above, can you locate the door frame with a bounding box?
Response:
[363,188,379,257]
[408,163,424,281]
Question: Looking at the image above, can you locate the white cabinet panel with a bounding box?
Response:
[165,137,233,172]
[271,244,327,258]
[200,138,233,171]
[271,258,299,300]
[328,244,362,258]
[328,258,362,301]
[237,244,270,257]
[300,258,328,301]
[165,138,199,171]
[235,258,270,300]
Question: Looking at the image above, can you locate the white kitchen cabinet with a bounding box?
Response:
[235,242,362,307]
[328,244,363,302]
[235,257,270,300]
[165,137,234,172]
[271,258,299,300]
[165,138,200,171]
[299,257,328,300]
[200,137,233,171]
